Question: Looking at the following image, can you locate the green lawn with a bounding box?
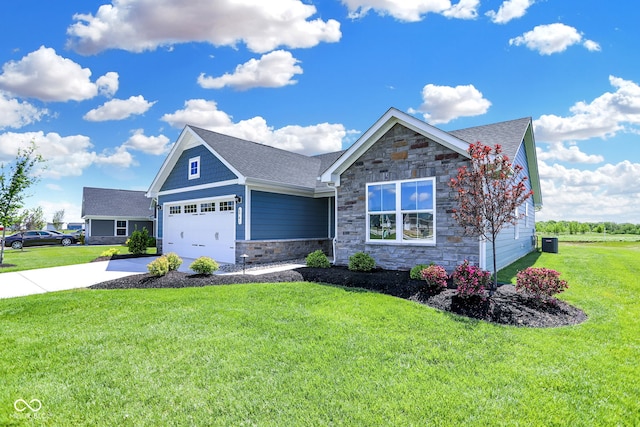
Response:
[0,242,638,426]
[0,245,157,273]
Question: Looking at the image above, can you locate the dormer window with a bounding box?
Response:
[188,156,200,180]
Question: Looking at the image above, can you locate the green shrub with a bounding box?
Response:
[189,256,219,275]
[348,252,375,272]
[306,250,330,268]
[410,263,432,280]
[147,236,157,248]
[147,256,169,277]
[100,247,120,258]
[127,227,149,255]
[165,252,183,271]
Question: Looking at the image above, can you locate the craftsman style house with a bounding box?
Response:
[146,108,541,271]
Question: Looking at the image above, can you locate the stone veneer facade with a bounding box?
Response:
[236,239,332,265]
[333,123,480,272]
[156,238,332,265]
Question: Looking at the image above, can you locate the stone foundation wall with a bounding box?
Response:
[334,123,480,272]
[236,239,333,265]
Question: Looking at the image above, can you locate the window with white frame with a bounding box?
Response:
[116,220,127,236]
[169,205,181,215]
[184,204,197,214]
[367,178,435,243]
[188,156,200,180]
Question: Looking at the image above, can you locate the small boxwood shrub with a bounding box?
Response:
[100,247,120,258]
[348,252,375,272]
[516,267,568,303]
[421,265,448,290]
[190,256,219,275]
[165,252,183,271]
[127,227,149,255]
[147,256,169,277]
[410,263,432,280]
[306,250,330,268]
[452,260,491,298]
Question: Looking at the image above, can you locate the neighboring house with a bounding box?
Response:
[81,187,155,245]
[147,108,541,271]
[66,222,84,231]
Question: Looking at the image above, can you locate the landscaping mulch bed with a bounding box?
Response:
[90,264,587,328]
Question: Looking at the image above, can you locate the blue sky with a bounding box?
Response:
[0,0,638,225]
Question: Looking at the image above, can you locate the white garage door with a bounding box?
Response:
[163,198,236,263]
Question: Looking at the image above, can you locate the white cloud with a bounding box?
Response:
[123,129,172,155]
[486,0,535,24]
[0,46,119,102]
[198,50,303,90]
[536,143,604,164]
[509,23,600,55]
[343,0,479,22]
[84,95,156,121]
[161,99,347,155]
[410,83,491,124]
[96,72,120,97]
[0,91,48,129]
[534,75,640,143]
[442,0,480,19]
[66,0,341,54]
[0,131,136,178]
[536,159,640,223]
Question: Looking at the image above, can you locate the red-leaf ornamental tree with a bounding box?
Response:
[449,141,533,295]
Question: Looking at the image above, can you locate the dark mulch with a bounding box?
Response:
[90,265,587,328]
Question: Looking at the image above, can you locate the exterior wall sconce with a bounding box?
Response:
[235,195,242,204]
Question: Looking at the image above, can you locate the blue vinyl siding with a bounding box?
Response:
[161,145,237,191]
[158,185,245,240]
[485,142,537,271]
[251,191,332,240]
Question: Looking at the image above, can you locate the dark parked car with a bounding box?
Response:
[2,230,78,249]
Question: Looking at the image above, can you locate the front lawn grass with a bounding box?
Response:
[0,245,157,273]
[0,242,638,425]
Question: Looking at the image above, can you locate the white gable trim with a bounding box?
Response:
[320,107,471,186]
[146,126,245,198]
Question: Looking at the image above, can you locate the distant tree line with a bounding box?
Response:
[536,220,640,235]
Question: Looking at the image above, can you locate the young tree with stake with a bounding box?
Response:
[0,143,45,265]
[449,141,533,295]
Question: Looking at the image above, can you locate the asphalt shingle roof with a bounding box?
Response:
[448,117,532,159]
[190,126,343,190]
[82,187,153,218]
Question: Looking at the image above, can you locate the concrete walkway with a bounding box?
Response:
[0,257,305,300]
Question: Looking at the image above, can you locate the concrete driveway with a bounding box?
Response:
[0,256,171,299]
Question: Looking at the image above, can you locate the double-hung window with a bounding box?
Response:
[367,178,435,244]
[116,220,127,236]
[188,156,200,180]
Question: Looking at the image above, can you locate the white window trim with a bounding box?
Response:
[116,220,127,237]
[188,156,200,180]
[515,207,520,240]
[366,177,436,246]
